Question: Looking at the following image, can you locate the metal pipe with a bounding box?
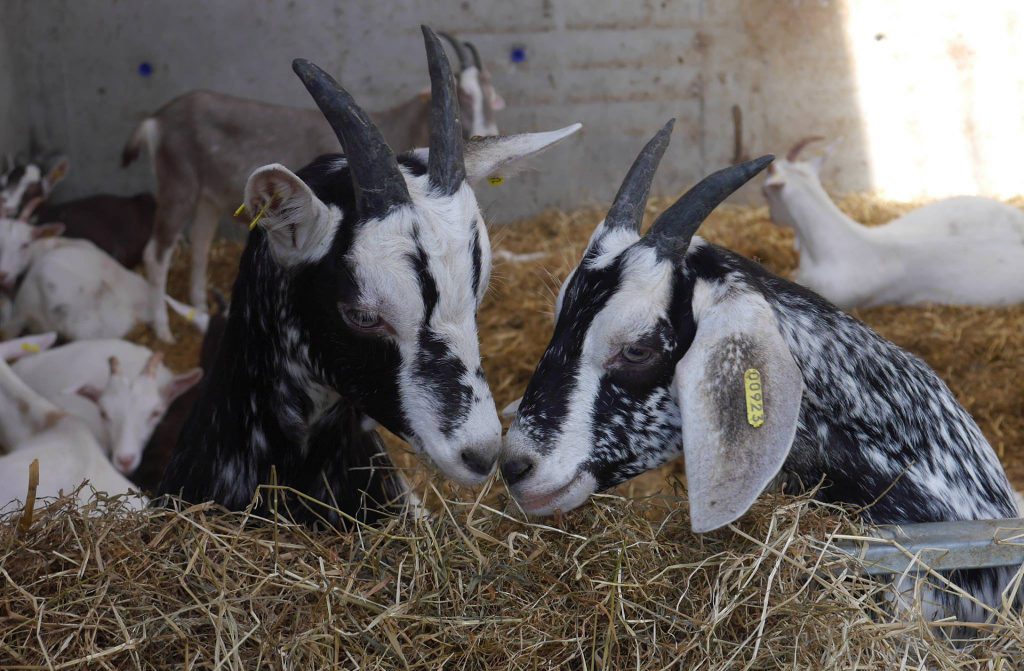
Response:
[834,518,1024,576]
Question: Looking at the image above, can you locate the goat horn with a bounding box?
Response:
[786,136,825,162]
[292,59,410,219]
[604,119,675,233]
[423,25,466,195]
[464,41,483,71]
[108,356,121,376]
[18,196,43,222]
[143,351,164,377]
[438,32,468,71]
[646,155,774,256]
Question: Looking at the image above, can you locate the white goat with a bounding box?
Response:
[11,342,202,475]
[0,341,145,512]
[0,215,203,340]
[763,137,1024,308]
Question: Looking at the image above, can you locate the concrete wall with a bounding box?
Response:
[0,0,1021,223]
[0,16,27,160]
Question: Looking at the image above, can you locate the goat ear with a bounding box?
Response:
[675,284,803,533]
[161,367,203,403]
[243,164,334,267]
[32,223,65,239]
[0,332,57,362]
[809,137,843,175]
[76,384,104,404]
[45,156,69,191]
[464,123,582,183]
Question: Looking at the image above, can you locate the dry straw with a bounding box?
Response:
[6,193,1021,667]
[3,484,1023,669]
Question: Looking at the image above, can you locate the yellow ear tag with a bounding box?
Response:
[488,175,504,186]
[249,200,271,231]
[20,342,41,353]
[186,308,196,322]
[744,368,765,428]
[234,203,246,218]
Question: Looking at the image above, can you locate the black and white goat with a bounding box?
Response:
[501,121,1019,622]
[122,33,504,341]
[158,27,580,526]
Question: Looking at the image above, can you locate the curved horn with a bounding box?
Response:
[786,136,825,162]
[464,41,483,71]
[438,32,468,71]
[108,356,122,377]
[423,25,466,195]
[604,119,675,233]
[143,351,164,377]
[291,58,410,219]
[646,155,774,256]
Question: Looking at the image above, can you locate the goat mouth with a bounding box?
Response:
[516,471,585,514]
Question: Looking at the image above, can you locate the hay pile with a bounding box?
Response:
[4,488,1024,668]
[5,193,1023,667]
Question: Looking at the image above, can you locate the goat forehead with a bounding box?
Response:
[350,200,481,327]
[587,253,674,347]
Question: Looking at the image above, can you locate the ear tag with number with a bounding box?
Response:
[744,368,765,428]
[488,175,505,187]
[20,342,41,353]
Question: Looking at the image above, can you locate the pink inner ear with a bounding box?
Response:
[162,368,204,402]
[76,385,103,403]
[491,94,506,111]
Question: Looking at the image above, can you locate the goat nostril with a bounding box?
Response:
[116,457,135,472]
[500,457,534,486]
[460,448,496,476]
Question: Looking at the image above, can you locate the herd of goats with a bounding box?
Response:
[2,26,1024,626]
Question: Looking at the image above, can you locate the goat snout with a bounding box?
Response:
[500,455,534,486]
[460,446,497,477]
[115,455,137,474]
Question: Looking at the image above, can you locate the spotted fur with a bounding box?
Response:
[506,143,1019,622]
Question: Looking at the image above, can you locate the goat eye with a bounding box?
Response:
[343,307,383,330]
[620,344,654,365]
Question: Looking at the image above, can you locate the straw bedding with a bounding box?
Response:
[3,194,1024,668]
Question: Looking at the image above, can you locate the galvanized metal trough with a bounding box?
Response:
[835,518,1024,575]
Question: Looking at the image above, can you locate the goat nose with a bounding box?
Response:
[115,456,135,473]
[500,456,534,486]
[460,447,497,477]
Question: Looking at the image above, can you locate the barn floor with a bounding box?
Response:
[7,194,1023,669]
[132,193,1024,495]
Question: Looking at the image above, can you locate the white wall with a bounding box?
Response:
[0,0,1021,223]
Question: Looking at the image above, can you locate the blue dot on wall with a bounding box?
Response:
[138,62,153,77]
[510,47,526,64]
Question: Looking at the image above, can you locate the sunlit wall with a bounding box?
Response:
[845,1,1024,199]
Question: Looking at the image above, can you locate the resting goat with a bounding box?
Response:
[35,193,155,269]
[0,339,145,511]
[502,122,1019,623]
[122,33,503,341]
[11,342,202,475]
[158,27,579,527]
[0,214,201,341]
[763,137,1024,307]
